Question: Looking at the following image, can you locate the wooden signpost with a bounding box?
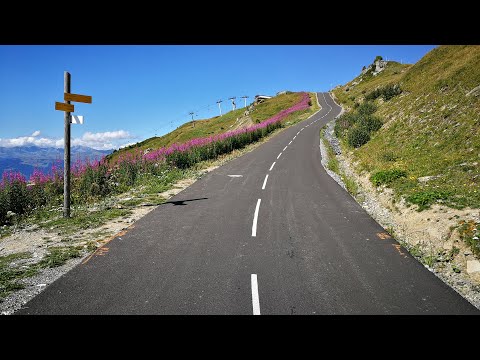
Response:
[55,102,75,112]
[55,71,92,218]
[64,93,92,104]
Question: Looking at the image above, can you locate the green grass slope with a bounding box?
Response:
[333,45,480,210]
[109,92,313,163]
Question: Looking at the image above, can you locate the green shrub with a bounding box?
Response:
[335,101,382,149]
[347,127,370,148]
[357,102,377,116]
[370,169,407,186]
[365,88,382,101]
[334,113,358,137]
[28,183,48,210]
[365,84,402,102]
[358,115,383,133]
[381,84,402,101]
[116,161,138,188]
[75,163,112,201]
[7,180,29,215]
[0,173,30,224]
[406,190,451,211]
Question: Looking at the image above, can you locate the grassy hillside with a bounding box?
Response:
[109,92,313,163]
[333,45,480,210]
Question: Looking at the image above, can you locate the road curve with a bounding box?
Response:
[17,93,479,315]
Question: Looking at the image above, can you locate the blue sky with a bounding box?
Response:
[0,45,436,150]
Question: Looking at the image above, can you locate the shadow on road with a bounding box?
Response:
[163,197,208,206]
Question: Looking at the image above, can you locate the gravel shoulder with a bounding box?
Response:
[320,114,480,310]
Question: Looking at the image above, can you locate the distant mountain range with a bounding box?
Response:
[0,146,112,180]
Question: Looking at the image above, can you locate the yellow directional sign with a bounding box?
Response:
[55,102,74,112]
[64,93,92,103]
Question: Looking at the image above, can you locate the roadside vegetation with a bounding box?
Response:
[108,92,307,161]
[320,127,358,196]
[333,46,480,212]
[0,245,87,300]
[0,92,312,228]
[0,91,317,302]
[332,45,480,262]
[334,101,383,148]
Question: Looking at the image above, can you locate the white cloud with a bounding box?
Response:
[81,130,131,142]
[0,135,58,148]
[118,142,136,149]
[72,130,133,150]
[0,130,135,150]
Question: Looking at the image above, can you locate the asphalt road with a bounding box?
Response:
[17,93,479,314]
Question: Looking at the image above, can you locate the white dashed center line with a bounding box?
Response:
[251,274,261,315]
[252,199,261,237]
[283,146,288,152]
[262,174,269,190]
[277,153,282,159]
[269,162,276,171]
[288,141,292,145]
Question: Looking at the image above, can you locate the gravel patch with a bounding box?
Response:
[319,134,346,190]
[323,116,342,155]
[1,255,85,315]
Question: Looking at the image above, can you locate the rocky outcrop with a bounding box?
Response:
[375,59,388,73]
[360,58,389,77]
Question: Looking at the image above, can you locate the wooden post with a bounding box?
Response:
[63,71,71,218]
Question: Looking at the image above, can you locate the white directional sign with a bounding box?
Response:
[71,115,84,124]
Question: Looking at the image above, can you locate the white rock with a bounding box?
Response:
[418,175,440,183]
[466,260,480,274]
[466,85,480,97]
